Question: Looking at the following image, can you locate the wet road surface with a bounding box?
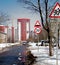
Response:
[0,44,27,65]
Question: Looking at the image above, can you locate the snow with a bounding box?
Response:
[28,42,60,65]
[28,42,41,49]
[0,42,60,65]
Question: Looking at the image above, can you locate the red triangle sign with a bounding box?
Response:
[49,2,60,18]
[35,20,40,26]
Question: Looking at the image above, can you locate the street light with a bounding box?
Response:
[56,22,60,65]
[58,23,60,48]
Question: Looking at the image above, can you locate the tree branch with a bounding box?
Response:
[0,12,10,25]
[38,0,47,31]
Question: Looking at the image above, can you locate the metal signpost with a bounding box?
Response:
[34,20,42,51]
[49,2,60,65]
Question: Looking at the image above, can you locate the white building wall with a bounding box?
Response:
[18,22,21,41]
[5,28,7,33]
[26,22,29,39]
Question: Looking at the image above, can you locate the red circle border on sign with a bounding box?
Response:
[34,27,42,34]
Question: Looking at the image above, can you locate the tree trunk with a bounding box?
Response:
[38,0,53,56]
[48,29,53,56]
[45,0,53,56]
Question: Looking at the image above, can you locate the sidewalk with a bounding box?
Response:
[28,43,60,65]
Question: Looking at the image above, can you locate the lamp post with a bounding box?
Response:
[11,17,18,43]
[58,28,59,48]
[56,23,60,65]
[11,18,14,43]
[58,23,60,48]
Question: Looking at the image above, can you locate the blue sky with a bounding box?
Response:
[0,0,60,30]
[0,0,40,30]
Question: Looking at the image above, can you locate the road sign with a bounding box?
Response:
[34,27,42,34]
[35,20,40,26]
[49,2,60,18]
[34,20,42,34]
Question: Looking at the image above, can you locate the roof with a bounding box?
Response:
[18,18,30,22]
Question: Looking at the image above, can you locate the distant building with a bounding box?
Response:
[7,26,14,43]
[0,25,15,43]
[0,32,7,43]
[18,18,30,42]
[0,25,5,32]
[0,25,7,43]
[14,28,18,42]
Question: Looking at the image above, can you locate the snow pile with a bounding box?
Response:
[28,42,60,65]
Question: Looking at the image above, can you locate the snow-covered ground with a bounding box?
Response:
[28,42,60,65]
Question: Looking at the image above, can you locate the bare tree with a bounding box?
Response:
[17,0,58,56]
[0,12,10,25]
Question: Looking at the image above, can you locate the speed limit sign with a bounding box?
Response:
[34,27,42,34]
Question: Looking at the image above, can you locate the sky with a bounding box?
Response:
[0,0,40,30]
[0,0,60,30]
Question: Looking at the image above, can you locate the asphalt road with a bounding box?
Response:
[0,44,27,65]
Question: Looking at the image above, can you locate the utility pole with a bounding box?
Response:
[12,18,14,43]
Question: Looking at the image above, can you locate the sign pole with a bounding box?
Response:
[49,2,60,65]
[38,34,39,52]
[56,29,58,65]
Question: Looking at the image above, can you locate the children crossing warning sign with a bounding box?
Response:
[49,2,60,18]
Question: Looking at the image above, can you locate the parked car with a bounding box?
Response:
[36,42,41,46]
[41,40,49,46]
[22,41,27,45]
